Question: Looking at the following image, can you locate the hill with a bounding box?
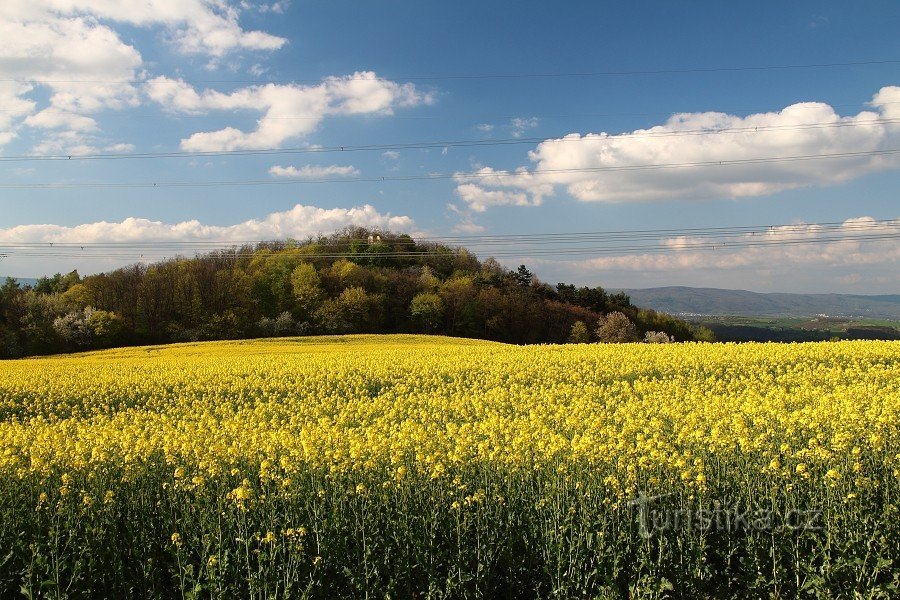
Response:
[623,286,900,320]
[0,277,37,288]
[0,228,710,358]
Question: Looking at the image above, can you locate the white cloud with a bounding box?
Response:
[568,217,900,272]
[268,164,360,178]
[145,72,434,151]
[0,82,36,146]
[459,86,900,208]
[455,183,534,212]
[0,14,142,151]
[4,1,288,57]
[505,216,900,293]
[510,116,539,138]
[452,219,486,234]
[0,203,415,245]
[475,123,494,133]
[0,203,417,275]
[0,1,286,152]
[454,167,553,212]
[382,150,400,160]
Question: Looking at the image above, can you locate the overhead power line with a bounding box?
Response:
[1,118,898,163]
[3,221,897,262]
[2,149,898,189]
[2,219,894,249]
[6,233,899,261]
[3,58,900,86]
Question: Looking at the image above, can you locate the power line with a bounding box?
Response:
[2,118,898,163]
[2,149,898,189]
[6,233,899,261]
[3,58,900,86]
[2,219,895,249]
[3,224,897,262]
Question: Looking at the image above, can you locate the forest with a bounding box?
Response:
[0,228,713,358]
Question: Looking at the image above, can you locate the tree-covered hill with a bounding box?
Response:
[0,228,712,357]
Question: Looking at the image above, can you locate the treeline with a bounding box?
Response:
[0,228,712,358]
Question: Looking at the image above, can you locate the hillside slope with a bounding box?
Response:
[624,286,900,319]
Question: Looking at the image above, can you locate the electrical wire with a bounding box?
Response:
[3,227,897,262]
[1,118,897,163]
[2,219,895,249]
[2,149,898,189]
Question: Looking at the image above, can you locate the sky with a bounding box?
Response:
[0,0,898,293]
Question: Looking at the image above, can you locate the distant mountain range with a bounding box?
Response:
[622,287,900,320]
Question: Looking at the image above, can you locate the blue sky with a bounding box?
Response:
[0,0,898,292]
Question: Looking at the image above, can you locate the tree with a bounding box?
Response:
[313,299,345,333]
[439,276,478,334]
[410,292,444,332]
[568,321,591,343]
[54,309,93,348]
[418,266,441,292]
[291,262,324,319]
[607,291,632,312]
[328,259,368,290]
[514,265,533,287]
[61,283,91,308]
[86,309,124,346]
[644,330,674,343]
[337,286,373,330]
[596,311,639,343]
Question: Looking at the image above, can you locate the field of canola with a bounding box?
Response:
[0,335,898,598]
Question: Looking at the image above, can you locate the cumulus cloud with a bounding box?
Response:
[0,13,142,151]
[0,1,286,153]
[145,72,434,151]
[0,203,417,275]
[0,82,36,147]
[268,164,360,178]
[454,167,553,211]
[457,86,900,209]
[533,217,900,293]
[0,203,415,245]
[3,1,286,57]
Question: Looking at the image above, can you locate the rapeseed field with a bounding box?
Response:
[1,336,897,597]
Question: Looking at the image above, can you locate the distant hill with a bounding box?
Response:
[622,287,900,320]
[2,277,38,287]
[0,228,712,358]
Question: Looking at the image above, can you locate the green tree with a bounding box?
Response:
[439,276,478,334]
[86,309,124,346]
[514,265,533,287]
[568,321,591,343]
[290,263,324,319]
[337,286,372,330]
[410,292,444,332]
[313,299,345,333]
